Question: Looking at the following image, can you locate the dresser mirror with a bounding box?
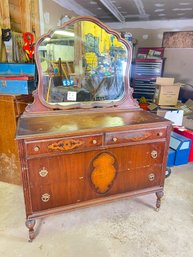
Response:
[34,16,133,110]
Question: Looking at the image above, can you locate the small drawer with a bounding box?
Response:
[25,134,103,156]
[105,128,166,145]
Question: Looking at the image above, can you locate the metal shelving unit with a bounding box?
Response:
[131,47,165,102]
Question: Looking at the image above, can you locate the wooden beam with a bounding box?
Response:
[20,0,31,32]
[31,0,40,38]
[0,0,11,28]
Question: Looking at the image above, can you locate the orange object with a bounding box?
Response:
[23,32,35,59]
[139,103,148,110]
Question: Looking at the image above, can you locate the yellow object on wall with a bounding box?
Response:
[81,21,122,68]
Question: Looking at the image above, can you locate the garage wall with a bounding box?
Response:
[107,19,193,85]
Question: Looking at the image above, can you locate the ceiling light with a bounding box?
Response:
[172,8,192,11]
[179,2,190,5]
[90,1,97,4]
[154,3,165,7]
[54,30,75,37]
[154,9,165,12]
[99,0,125,23]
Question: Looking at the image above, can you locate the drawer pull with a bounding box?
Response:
[41,193,50,202]
[148,173,155,181]
[151,150,158,159]
[112,137,118,142]
[39,167,48,177]
[34,146,40,152]
[157,132,163,137]
[79,176,84,180]
[92,139,97,145]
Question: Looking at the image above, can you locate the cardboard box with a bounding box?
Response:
[153,77,181,106]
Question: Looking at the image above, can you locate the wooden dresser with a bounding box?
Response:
[0,94,32,184]
[16,16,172,241]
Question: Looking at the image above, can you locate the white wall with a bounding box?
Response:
[107,19,193,85]
[106,19,193,47]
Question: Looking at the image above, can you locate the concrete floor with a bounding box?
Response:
[0,164,193,257]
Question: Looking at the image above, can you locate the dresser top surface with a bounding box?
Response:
[16,110,171,139]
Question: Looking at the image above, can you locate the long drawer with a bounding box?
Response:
[105,128,166,146]
[26,142,164,186]
[29,163,163,212]
[25,134,103,157]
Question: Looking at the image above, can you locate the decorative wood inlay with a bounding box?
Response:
[90,152,117,194]
[130,133,150,141]
[48,139,84,151]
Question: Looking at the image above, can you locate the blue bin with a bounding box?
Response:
[170,132,191,166]
[0,63,37,94]
[167,148,175,167]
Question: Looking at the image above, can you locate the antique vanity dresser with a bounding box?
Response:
[16,16,172,241]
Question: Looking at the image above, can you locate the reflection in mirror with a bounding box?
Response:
[37,20,129,106]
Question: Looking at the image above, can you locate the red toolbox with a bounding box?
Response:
[173,126,193,162]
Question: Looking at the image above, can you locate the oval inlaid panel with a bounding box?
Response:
[90,152,117,194]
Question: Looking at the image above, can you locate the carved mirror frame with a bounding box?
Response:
[26,16,138,113]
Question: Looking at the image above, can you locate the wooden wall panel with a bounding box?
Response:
[0,0,11,28]
[1,0,40,38]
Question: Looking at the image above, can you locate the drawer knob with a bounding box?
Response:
[157,132,163,137]
[92,139,97,145]
[39,167,48,177]
[151,150,158,159]
[34,146,40,152]
[148,173,155,181]
[41,193,50,202]
[112,137,118,142]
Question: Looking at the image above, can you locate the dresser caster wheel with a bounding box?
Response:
[155,207,160,212]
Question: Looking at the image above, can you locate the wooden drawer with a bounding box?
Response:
[105,128,166,145]
[109,142,165,172]
[29,163,163,212]
[27,153,87,186]
[112,164,162,194]
[29,180,87,211]
[25,134,103,157]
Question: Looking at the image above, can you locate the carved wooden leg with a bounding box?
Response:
[155,191,164,212]
[25,219,36,242]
